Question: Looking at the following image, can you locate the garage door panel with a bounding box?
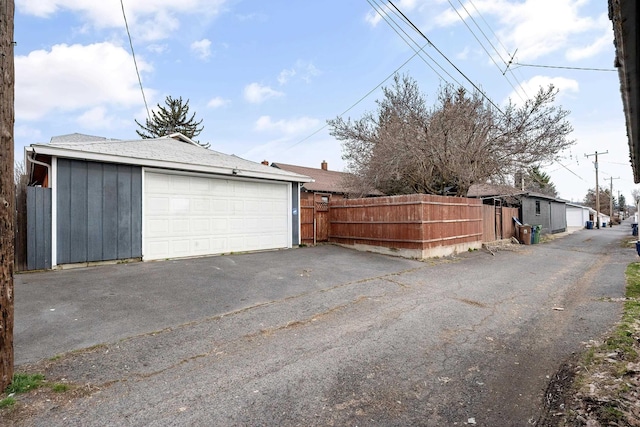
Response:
[144,172,289,260]
[171,219,190,234]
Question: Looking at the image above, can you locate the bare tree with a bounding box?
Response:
[329,74,574,196]
[584,187,612,216]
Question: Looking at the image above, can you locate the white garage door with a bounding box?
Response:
[143,171,290,260]
[566,207,585,227]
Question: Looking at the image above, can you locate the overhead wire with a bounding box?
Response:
[446,0,526,102]
[367,0,462,86]
[288,0,465,150]
[453,0,530,100]
[387,0,505,115]
[465,0,531,97]
[120,0,150,122]
[288,44,429,149]
[512,62,617,72]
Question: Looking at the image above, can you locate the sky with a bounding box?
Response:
[12,0,637,204]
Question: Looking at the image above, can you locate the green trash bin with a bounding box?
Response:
[532,225,541,244]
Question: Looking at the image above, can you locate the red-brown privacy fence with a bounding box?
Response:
[300,194,519,259]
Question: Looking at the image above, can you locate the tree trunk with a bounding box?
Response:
[0,0,15,391]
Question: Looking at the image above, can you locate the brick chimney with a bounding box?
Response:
[261,160,269,166]
[321,160,328,171]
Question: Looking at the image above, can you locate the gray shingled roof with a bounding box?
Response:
[31,134,311,183]
[50,133,111,143]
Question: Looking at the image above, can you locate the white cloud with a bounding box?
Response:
[14,125,43,142]
[277,61,321,85]
[147,43,169,54]
[434,0,611,62]
[190,39,212,60]
[566,30,612,61]
[76,106,126,129]
[15,42,154,120]
[456,46,470,60]
[255,116,320,135]
[278,68,296,85]
[207,96,230,108]
[243,83,284,104]
[17,0,228,42]
[506,75,579,105]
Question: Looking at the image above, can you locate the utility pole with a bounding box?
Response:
[585,151,608,229]
[0,0,15,390]
[605,176,620,225]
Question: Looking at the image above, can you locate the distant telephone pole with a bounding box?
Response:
[585,151,608,229]
[0,0,15,390]
[605,176,620,224]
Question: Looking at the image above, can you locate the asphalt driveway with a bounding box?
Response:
[15,245,422,365]
[9,225,636,426]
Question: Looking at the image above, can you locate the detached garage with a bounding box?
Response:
[24,133,311,269]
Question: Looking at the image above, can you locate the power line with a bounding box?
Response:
[446,0,526,102]
[288,45,428,149]
[367,0,462,86]
[467,0,511,60]
[513,62,616,72]
[555,161,586,181]
[120,0,150,122]
[454,0,530,99]
[387,0,505,115]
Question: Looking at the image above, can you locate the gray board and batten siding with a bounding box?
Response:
[521,197,567,234]
[56,158,142,265]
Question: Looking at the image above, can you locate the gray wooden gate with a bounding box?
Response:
[26,186,52,270]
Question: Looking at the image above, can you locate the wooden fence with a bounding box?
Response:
[481,205,519,242]
[14,175,28,271]
[299,194,521,258]
[300,195,331,246]
[328,194,484,259]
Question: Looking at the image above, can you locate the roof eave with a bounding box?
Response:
[611,0,640,182]
[31,144,313,183]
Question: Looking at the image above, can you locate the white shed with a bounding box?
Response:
[566,203,592,229]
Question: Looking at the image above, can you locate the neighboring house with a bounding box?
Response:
[597,212,612,227]
[566,203,594,229]
[468,184,567,234]
[269,161,352,201]
[24,133,311,270]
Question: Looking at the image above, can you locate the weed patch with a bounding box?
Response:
[51,383,69,393]
[0,397,15,408]
[5,373,44,394]
[551,262,640,426]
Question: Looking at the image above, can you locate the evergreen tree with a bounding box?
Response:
[524,166,558,197]
[135,96,209,148]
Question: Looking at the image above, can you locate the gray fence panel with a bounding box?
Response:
[26,187,51,270]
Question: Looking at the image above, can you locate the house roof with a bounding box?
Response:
[50,133,112,143]
[271,162,352,194]
[30,134,312,183]
[467,183,567,203]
